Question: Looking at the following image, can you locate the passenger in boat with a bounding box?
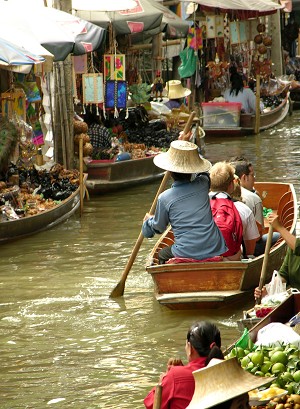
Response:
[142,140,227,264]
[164,80,191,110]
[209,161,260,259]
[84,107,111,150]
[229,156,280,257]
[144,321,225,409]
[223,73,256,114]
[255,213,300,300]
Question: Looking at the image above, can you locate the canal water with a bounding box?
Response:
[1,110,300,408]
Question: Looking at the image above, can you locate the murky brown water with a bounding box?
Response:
[1,110,300,408]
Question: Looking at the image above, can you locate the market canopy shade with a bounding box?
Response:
[0,37,45,67]
[72,0,137,11]
[180,0,283,14]
[0,1,107,61]
[74,0,189,39]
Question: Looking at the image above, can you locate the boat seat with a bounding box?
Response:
[166,256,223,264]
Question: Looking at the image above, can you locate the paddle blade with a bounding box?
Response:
[109,279,125,298]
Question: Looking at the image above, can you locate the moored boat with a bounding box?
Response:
[0,174,87,243]
[85,155,165,194]
[202,93,290,137]
[246,292,300,343]
[146,182,297,310]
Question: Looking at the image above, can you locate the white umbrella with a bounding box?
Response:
[180,0,282,12]
[0,37,45,66]
[0,2,106,61]
[72,0,137,11]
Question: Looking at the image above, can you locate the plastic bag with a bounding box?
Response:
[265,270,286,296]
[255,322,300,347]
[178,47,196,79]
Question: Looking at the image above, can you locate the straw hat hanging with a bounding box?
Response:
[165,80,191,99]
[153,140,211,173]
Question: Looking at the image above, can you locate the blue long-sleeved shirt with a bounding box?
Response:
[142,173,227,259]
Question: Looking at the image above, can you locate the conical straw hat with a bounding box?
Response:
[165,80,191,99]
[153,140,211,173]
[186,358,274,409]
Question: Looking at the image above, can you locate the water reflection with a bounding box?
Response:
[1,111,300,408]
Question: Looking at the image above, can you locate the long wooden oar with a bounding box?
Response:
[256,225,274,305]
[109,111,196,298]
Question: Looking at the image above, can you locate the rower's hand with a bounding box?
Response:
[267,213,281,231]
[143,212,153,222]
[178,130,192,141]
[254,286,267,301]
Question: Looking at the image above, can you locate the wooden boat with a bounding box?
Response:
[146,182,297,310]
[85,155,165,194]
[247,292,300,343]
[0,175,87,243]
[202,93,290,137]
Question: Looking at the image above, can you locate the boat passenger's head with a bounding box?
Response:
[229,156,255,191]
[209,162,235,195]
[186,321,223,364]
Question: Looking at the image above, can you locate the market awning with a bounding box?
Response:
[181,0,283,17]
[73,0,189,39]
[0,36,45,72]
[0,1,107,61]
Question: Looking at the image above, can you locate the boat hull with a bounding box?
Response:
[0,175,86,243]
[146,182,297,310]
[85,156,164,194]
[203,95,290,137]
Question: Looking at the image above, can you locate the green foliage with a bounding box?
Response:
[129,83,152,105]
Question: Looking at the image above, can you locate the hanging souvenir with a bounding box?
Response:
[215,16,224,38]
[187,27,203,50]
[206,16,216,39]
[1,89,26,121]
[104,54,126,81]
[82,73,104,104]
[229,21,239,44]
[104,80,128,118]
[73,55,87,74]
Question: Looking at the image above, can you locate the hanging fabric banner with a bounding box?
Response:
[104,54,126,81]
[82,73,104,103]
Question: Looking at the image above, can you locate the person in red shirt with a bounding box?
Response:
[143,321,224,409]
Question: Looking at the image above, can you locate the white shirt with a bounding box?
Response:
[241,186,264,227]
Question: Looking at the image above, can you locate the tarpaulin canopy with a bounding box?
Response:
[72,0,137,11]
[0,1,107,61]
[181,0,283,17]
[74,0,189,39]
[0,37,45,67]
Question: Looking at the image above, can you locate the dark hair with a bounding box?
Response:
[171,172,192,182]
[186,321,224,365]
[229,156,252,178]
[229,73,244,97]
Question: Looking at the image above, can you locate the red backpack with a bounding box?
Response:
[210,194,243,257]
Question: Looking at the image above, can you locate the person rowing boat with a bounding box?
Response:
[142,140,227,264]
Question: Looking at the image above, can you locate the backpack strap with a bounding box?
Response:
[211,192,232,200]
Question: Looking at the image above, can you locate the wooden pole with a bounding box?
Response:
[55,64,67,168]
[79,136,84,216]
[254,74,261,135]
[256,225,274,305]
